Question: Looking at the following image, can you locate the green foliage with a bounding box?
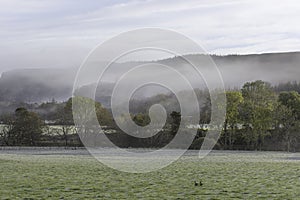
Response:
[132,113,150,127]
[226,91,243,126]
[278,91,300,119]
[70,96,113,127]
[1,80,300,150]
[241,80,276,150]
[275,93,300,151]
[223,91,243,148]
[8,108,44,146]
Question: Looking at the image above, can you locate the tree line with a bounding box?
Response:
[0,80,299,152]
[206,80,300,152]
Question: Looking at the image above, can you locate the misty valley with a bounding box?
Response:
[1,52,300,152]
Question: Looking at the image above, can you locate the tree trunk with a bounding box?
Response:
[223,120,228,150]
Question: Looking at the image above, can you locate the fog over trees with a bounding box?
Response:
[0,80,299,151]
[1,52,300,104]
[0,52,300,150]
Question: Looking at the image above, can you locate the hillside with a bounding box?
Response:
[0,51,299,104]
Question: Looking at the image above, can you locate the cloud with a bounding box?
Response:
[0,0,300,72]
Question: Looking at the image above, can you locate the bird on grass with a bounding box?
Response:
[194,180,203,186]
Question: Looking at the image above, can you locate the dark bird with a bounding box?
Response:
[194,181,203,186]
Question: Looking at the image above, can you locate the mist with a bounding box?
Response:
[0,51,300,105]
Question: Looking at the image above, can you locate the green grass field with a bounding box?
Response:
[0,151,299,199]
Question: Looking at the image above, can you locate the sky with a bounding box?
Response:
[0,0,300,72]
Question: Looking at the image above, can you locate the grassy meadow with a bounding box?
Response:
[0,150,299,199]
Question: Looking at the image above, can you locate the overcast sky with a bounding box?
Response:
[0,0,300,72]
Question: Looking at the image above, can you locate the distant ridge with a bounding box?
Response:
[0,51,299,103]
